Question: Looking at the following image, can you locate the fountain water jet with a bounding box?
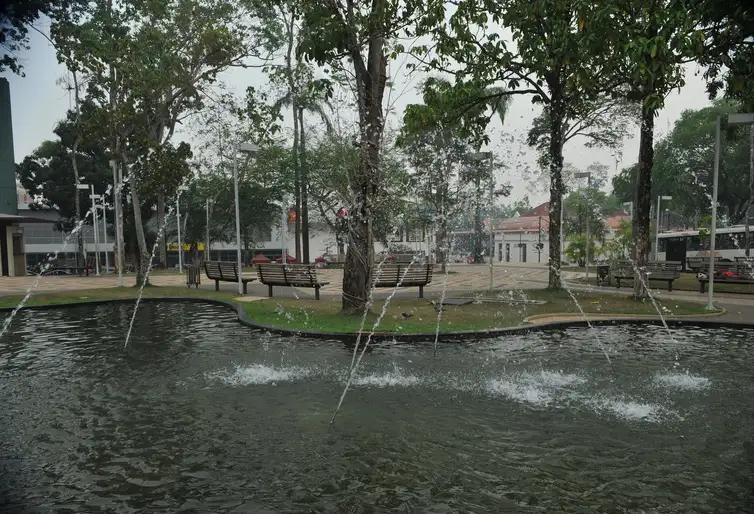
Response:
[123,201,178,349]
[555,264,615,372]
[332,258,420,424]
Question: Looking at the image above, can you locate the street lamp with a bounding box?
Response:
[706,112,754,310]
[76,184,89,275]
[89,190,102,275]
[109,160,124,287]
[176,185,189,273]
[573,171,591,282]
[654,195,672,261]
[205,198,214,262]
[233,141,260,294]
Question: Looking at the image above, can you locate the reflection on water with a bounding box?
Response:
[1,302,753,512]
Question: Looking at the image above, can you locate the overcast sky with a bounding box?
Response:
[5,23,715,205]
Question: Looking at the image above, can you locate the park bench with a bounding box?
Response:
[373,263,433,298]
[611,261,681,292]
[204,261,256,294]
[697,264,754,293]
[51,255,96,276]
[687,256,730,273]
[257,264,329,300]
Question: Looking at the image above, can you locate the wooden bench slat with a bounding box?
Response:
[373,264,433,298]
[204,261,256,294]
[257,264,328,299]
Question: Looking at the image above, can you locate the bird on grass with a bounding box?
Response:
[430,300,445,313]
[401,312,413,320]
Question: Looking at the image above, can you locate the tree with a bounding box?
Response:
[606,0,704,298]
[415,0,624,289]
[564,234,600,267]
[611,101,752,226]
[527,94,639,171]
[0,0,72,74]
[497,196,533,220]
[299,0,426,314]
[51,0,260,285]
[564,188,622,242]
[16,109,111,231]
[307,129,410,257]
[398,77,511,270]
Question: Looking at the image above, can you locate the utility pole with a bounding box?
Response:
[747,125,753,257]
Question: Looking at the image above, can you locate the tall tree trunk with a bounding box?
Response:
[632,106,655,298]
[342,42,387,313]
[122,153,150,286]
[547,95,566,289]
[70,70,86,274]
[157,194,166,267]
[299,106,310,263]
[746,125,753,257]
[293,116,301,261]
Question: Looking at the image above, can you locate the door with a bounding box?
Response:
[498,243,503,262]
[521,243,527,263]
[505,243,510,262]
[665,237,687,269]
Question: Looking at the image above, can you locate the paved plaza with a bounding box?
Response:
[3,263,754,324]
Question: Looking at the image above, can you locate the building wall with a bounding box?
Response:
[0,79,17,215]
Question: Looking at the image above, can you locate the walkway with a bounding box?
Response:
[3,264,754,325]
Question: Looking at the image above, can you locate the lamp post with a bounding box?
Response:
[109,160,124,287]
[99,201,109,272]
[654,195,672,261]
[707,112,754,310]
[573,171,591,282]
[205,198,213,262]
[89,188,102,275]
[233,141,260,294]
[76,184,89,274]
[281,196,289,264]
[176,185,189,273]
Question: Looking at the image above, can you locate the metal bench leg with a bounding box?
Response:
[315,285,320,300]
[700,282,705,294]
[667,280,673,292]
[243,281,248,294]
[268,284,273,297]
[215,279,219,291]
[616,279,620,289]
[419,285,424,298]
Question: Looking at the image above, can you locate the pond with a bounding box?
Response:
[1,302,753,512]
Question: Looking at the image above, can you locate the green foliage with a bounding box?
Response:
[497,197,533,220]
[602,219,632,262]
[611,100,752,224]
[0,0,73,74]
[527,96,639,169]
[565,234,601,267]
[16,111,111,231]
[564,188,622,242]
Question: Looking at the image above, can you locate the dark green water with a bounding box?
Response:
[1,302,753,513]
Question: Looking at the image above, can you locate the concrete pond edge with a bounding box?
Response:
[1,296,749,344]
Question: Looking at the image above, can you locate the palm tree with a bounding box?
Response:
[273,89,333,264]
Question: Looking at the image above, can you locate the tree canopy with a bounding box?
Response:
[612,100,753,225]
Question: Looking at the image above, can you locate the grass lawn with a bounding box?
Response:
[0,286,717,334]
[242,288,713,333]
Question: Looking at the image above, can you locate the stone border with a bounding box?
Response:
[2,297,753,344]
[524,308,727,325]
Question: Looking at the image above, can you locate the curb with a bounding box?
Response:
[524,307,727,325]
[3,297,753,344]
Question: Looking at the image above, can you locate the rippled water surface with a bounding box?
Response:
[1,302,753,513]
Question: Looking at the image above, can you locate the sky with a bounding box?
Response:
[4,21,716,206]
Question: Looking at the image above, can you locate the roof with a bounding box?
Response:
[0,213,56,224]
